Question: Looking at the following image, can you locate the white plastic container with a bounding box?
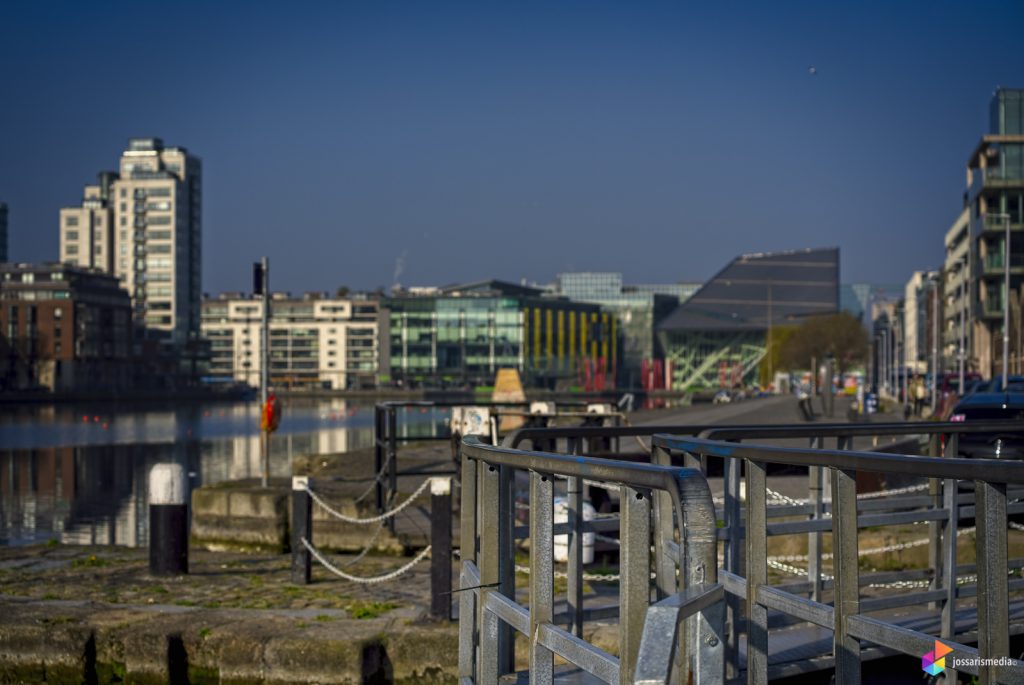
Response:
[553,496,595,564]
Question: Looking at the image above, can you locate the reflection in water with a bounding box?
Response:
[0,399,449,547]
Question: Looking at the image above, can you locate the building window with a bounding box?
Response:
[65,216,79,227]
[65,230,78,241]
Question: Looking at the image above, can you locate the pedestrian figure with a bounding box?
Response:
[912,375,927,417]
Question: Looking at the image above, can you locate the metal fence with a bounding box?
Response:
[458,434,724,684]
[657,432,1024,684]
[372,400,618,528]
[475,420,1024,683]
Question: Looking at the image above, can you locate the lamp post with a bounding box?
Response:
[953,255,968,395]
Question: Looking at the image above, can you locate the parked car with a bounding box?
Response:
[948,388,1024,459]
[934,372,985,419]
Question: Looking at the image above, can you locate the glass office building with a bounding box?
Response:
[657,248,840,390]
[387,281,613,389]
[555,273,691,389]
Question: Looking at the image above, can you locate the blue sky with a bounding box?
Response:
[1,1,1022,294]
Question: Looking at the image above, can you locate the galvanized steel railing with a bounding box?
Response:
[496,420,1024,683]
[458,434,725,684]
[655,433,1024,685]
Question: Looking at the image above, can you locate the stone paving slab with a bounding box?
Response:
[0,544,456,684]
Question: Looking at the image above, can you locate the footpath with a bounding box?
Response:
[0,394,911,684]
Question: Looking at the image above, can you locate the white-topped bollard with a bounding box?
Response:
[148,463,188,576]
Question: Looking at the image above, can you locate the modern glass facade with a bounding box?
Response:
[387,281,613,388]
[555,272,682,388]
[658,248,840,390]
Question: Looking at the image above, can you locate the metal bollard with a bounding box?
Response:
[430,477,453,620]
[148,463,188,576]
[292,476,312,584]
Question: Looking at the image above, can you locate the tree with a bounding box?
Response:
[778,312,868,376]
[335,285,350,298]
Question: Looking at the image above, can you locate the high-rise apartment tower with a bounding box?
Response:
[60,139,202,345]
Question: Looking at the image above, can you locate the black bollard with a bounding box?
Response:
[292,476,312,584]
[430,477,452,620]
[148,464,188,576]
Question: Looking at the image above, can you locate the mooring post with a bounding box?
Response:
[292,476,312,584]
[430,476,453,620]
[148,463,188,576]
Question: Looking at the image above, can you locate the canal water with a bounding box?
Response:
[0,398,448,547]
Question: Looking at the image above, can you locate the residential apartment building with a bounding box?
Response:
[60,139,201,346]
[943,208,972,373]
[201,293,387,390]
[903,270,939,374]
[387,281,614,390]
[0,263,132,391]
[964,89,1024,376]
[0,203,8,262]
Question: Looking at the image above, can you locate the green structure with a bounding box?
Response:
[387,281,615,389]
[657,248,839,390]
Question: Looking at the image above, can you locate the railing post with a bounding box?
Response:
[291,476,311,585]
[831,467,861,684]
[478,462,502,685]
[745,459,768,685]
[430,477,453,620]
[724,452,743,679]
[652,444,676,601]
[807,464,823,604]
[387,406,398,534]
[976,478,1009,685]
[497,465,515,675]
[940,432,959,683]
[458,448,478,681]
[567,474,585,637]
[619,485,651,685]
[928,434,943,609]
[529,471,555,683]
[374,405,385,517]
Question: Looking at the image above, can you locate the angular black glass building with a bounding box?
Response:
[657,247,840,390]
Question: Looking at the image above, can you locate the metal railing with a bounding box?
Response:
[656,431,1024,685]
[487,420,1024,682]
[372,400,616,528]
[458,434,724,684]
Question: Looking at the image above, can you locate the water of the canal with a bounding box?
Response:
[0,398,448,546]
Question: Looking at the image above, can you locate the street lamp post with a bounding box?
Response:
[955,255,967,395]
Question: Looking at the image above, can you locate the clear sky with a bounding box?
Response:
[1,1,1022,295]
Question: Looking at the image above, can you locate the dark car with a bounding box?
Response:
[948,389,1024,459]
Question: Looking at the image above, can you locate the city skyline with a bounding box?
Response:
[2,2,1023,294]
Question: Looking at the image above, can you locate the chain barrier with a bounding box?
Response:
[301,537,432,584]
[767,527,976,565]
[763,482,930,508]
[337,519,388,568]
[307,477,433,525]
[352,448,394,504]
